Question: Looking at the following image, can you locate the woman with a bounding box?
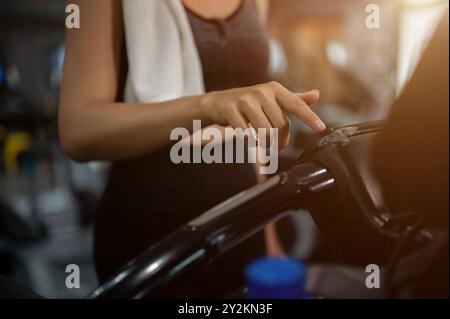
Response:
[59,0,325,297]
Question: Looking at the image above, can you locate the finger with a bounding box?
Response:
[296,89,320,105]
[278,114,291,149]
[275,87,326,132]
[242,104,274,148]
[260,96,286,129]
[260,98,291,149]
[242,103,273,131]
[227,106,248,130]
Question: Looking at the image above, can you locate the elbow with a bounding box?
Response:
[60,133,91,163]
[58,101,97,162]
[59,125,92,163]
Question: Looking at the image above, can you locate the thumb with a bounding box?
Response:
[296,89,320,105]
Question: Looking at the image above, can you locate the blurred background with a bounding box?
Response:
[0,0,448,298]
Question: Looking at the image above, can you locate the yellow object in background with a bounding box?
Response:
[3,132,32,173]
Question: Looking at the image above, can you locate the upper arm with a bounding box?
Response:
[60,0,123,112]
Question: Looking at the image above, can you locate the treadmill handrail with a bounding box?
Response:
[88,162,334,299]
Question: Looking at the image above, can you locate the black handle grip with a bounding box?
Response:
[88,162,334,299]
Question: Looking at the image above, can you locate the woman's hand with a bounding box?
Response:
[199,81,325,149]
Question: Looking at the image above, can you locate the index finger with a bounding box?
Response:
[274,85,326,132]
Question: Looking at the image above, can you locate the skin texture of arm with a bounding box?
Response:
[59,0,209,162]
[59,0,324,163]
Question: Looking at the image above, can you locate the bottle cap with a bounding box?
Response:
[245,257,308,299]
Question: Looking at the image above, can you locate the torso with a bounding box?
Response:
[185,0,269,92]
[94,0,270,291]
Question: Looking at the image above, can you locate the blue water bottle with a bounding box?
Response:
[245,257,309,299]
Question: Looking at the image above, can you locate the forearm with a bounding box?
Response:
[58,95,206,162]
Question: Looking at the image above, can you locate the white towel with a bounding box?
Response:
[122,0,205,103]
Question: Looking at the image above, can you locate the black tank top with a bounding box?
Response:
[94,0,270,290]
[186,0,270,92]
